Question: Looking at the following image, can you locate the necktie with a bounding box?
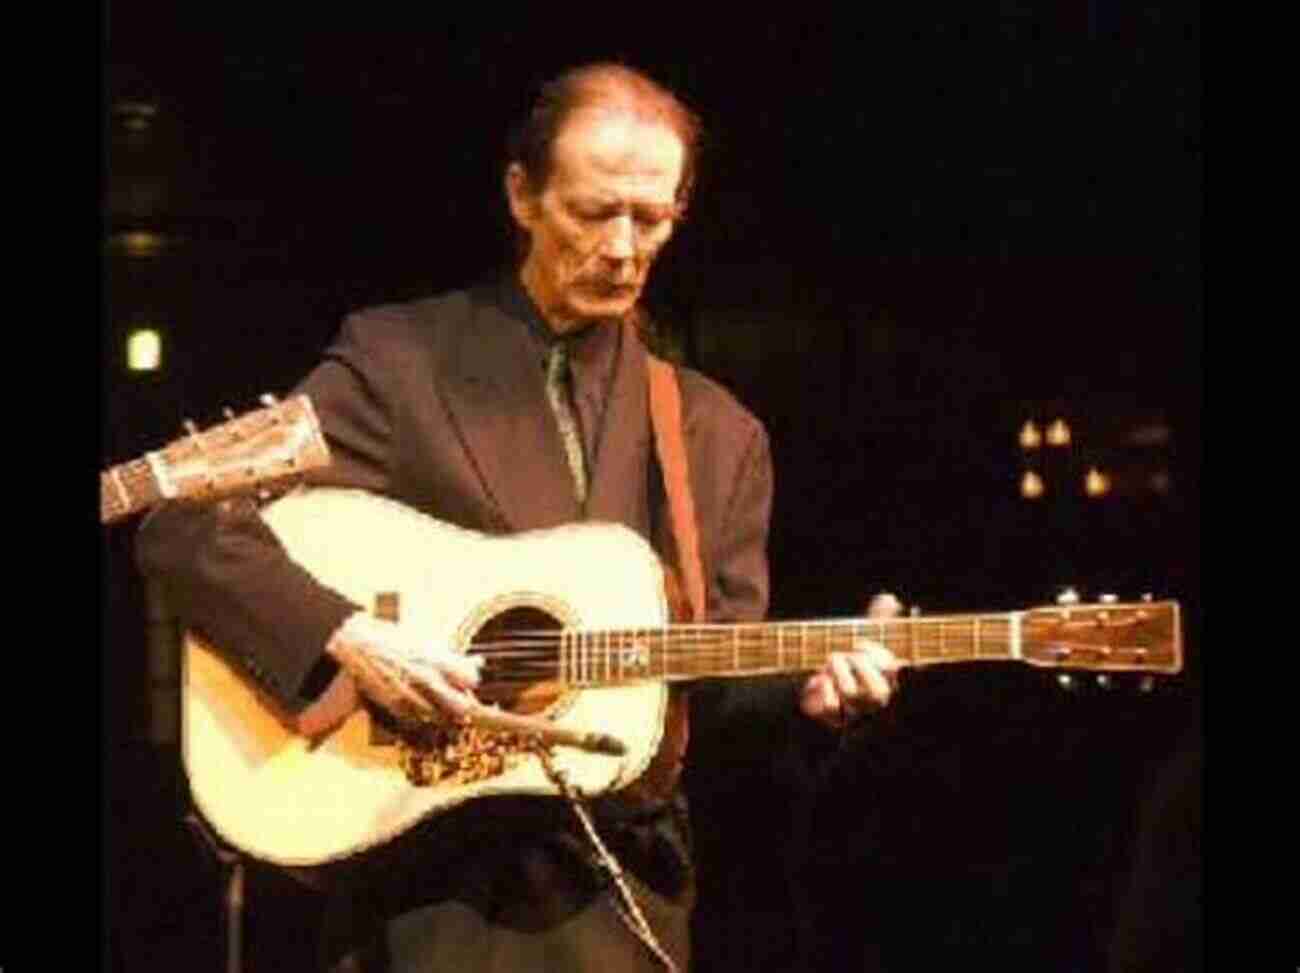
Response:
[544,341,589,505]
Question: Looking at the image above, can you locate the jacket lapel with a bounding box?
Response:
[435,291,583,532]
[583,324,653,539]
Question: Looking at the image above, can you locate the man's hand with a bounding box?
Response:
[317,611,483,728]
[799,592,904,729]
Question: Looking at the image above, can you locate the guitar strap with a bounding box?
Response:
[644,352,707,625]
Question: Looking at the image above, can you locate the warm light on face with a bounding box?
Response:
[1018,420,1042,449]
[1085,467,1110,498]
[510,109,684,332]
[1020,470,1045,499]
[127,329,162,371]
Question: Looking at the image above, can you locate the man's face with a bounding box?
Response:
[508,108,685,332]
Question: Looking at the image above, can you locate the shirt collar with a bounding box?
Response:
[499,271,623,387]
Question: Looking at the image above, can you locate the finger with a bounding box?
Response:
[829,653,860,700]
[411,651,482,690]
[865,643,903,677]
[850,640,903,688]
[816,674,839,719]
[424,680,478,720]
[848,655,892,707]
[392,676,441,721]
[800,673,837,720]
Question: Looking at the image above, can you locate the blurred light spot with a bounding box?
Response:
[108,230,169,257]
[1020,470,1045,499]
[1085,467,1111,498]
[127,329,162,372]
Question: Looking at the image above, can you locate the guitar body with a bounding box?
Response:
[183,488,671,867]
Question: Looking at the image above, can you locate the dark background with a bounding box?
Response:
[103,7,1201,972]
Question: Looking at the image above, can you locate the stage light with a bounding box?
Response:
[1046,418,1071,447]
[127,328,162,372]
[1084,467,1110,498]
[1018,420,1042,449]
[1020,470,1045,499]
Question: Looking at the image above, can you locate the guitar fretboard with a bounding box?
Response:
[100,458,163,523]
[560,614,1020,686]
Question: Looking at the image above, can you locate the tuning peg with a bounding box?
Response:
[909,605,922,617]
[183,419,199,435]
[1096,673,1111,689]
[1057,673,1076,692]
[1099,593,1118,604]
[1056,587,1081,606]
[223,407,236,420]
[259,393,279,408]
[1141,593,1154,603]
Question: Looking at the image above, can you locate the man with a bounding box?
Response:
[137,62,899,972]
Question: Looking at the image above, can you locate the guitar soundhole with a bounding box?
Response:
[468,606,563,716]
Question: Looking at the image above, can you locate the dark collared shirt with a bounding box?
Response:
[500,274,623,480]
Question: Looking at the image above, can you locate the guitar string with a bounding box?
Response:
[471,638,1144,668]
[463,633,1097,654]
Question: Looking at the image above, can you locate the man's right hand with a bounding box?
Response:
[317,610,483,729]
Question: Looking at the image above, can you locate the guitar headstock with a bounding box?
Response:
[156,394,331,503]
[1022,598,1182,674]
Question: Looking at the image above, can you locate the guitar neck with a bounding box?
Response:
[562,613,1024,686]
[100,457,166,523]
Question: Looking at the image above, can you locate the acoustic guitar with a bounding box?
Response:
[182,487,1183,868]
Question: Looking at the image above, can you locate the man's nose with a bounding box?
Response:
[601,214,636,260]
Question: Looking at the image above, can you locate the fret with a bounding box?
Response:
[587,610,1069,682]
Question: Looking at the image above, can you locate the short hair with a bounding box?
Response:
[505,62,703,259]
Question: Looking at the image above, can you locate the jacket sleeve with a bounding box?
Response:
[134,313,395,713]
[689,413,838,761]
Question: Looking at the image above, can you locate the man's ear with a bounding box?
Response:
[504,162,537,229]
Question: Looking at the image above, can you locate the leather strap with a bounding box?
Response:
[644,353,706,624]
